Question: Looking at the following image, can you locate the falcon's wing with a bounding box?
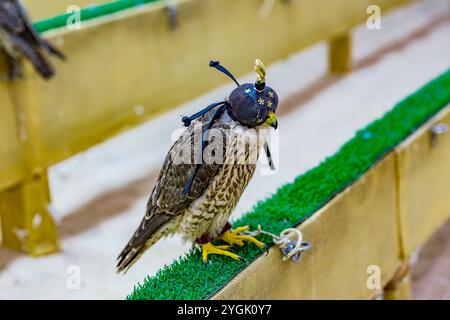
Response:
[117,109,230,272]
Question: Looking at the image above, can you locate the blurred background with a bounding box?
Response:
[0,0,449,299]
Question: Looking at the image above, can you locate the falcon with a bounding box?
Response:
[0,0,65,80]
[117,60,279,272]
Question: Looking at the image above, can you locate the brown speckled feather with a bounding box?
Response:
[117,107,230,272]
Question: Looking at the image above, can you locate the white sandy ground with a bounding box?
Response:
[0,0,449,299]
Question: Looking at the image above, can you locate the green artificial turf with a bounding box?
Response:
[32,0,160,33]
[127,68,450,300]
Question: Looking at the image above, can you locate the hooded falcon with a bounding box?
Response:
[117,60,279,273]
[0,0,65,80]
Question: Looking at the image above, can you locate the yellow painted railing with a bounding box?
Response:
[395,106,450,259]
[0,0,408,255]
[22,0,113,20]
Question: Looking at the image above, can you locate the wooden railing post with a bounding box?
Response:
[328,32,352,74]
[0,63,59,256]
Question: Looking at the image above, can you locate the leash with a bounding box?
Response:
[243,225,312,263]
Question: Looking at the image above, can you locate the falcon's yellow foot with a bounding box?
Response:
[201,242,241,264]
[221,226,265,249]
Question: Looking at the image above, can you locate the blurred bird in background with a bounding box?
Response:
[0,0,65,80]
[117,60,279,272]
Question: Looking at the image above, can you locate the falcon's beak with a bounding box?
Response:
[263,111,278,130]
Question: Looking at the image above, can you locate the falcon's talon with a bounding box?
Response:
[201,242,240,263]
[221,226,265,249]
[233,226,251,234]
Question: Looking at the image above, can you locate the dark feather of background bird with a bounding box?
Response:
[0,0,65,80]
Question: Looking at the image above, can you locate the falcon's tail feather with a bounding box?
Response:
[11,35,55,79]
[116,214,171,273]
